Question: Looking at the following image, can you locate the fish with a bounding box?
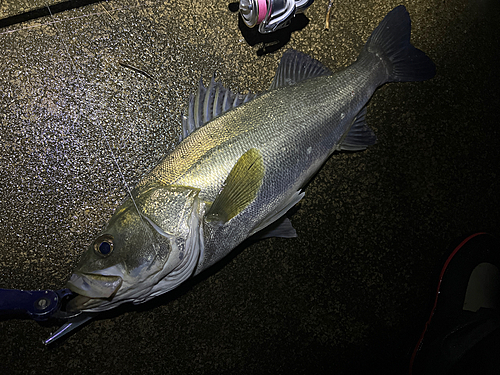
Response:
[66,5,435,313]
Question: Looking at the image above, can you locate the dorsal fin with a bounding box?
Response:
[180,76,258,142]
[337,106,377,151]
[269,49,332,90]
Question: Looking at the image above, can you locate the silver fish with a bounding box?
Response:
[66,6,435,313]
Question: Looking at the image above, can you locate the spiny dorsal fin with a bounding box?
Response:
[206,148,265,223]
[269,49,332,90]
[337,106,377,151]
[180,76,258,142]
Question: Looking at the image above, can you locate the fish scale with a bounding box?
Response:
[64,6,435,323]
[152,67,370,204]
[188,71,376,270]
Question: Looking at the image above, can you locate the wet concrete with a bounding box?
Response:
[0,0,499,374]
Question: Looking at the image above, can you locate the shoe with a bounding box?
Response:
[409,232,500,375]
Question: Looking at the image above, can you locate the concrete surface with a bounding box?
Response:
[0,0,498,374]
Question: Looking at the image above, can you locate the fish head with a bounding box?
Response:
[66,184,203,313]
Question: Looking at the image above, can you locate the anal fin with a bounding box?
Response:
[338,106,377,151]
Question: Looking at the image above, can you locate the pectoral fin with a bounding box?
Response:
[206,148,264,223]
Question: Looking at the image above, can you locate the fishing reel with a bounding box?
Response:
[239,0,314,33]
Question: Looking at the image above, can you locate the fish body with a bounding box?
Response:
[66,6,435,313]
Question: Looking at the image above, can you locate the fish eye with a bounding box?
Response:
[93,234,114,257]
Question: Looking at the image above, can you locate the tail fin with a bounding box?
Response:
[361,6,436,83]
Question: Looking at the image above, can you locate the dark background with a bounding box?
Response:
[0,0,498,374]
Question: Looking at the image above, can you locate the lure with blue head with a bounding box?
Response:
[0,287,96,345]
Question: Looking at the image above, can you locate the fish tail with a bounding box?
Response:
[360,5,436,83]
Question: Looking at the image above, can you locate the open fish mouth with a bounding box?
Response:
[66,272,123,312]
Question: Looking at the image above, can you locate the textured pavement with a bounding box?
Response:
[0,0,499,374]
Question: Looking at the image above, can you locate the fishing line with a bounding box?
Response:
[44,3,153,238]
[0,3,144,35]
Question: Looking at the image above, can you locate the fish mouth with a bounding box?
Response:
[66,272,123,312]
